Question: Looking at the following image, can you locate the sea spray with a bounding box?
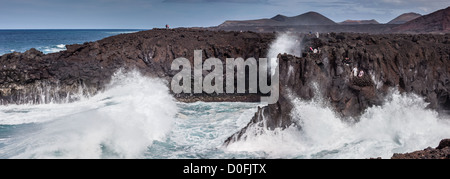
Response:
[0,80,95,106]
[267,32,302,75]
[226,32,450,159]
[0,70,178,158]
[225,90,450,159]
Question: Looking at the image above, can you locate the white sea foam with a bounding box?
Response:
[56,44,66,48]
[0,70,178,159]
[149,102,260,159]
[226,90,450,158]
[38,44,67,54]
[105,31,139,35]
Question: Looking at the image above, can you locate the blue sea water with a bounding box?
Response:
[0,29,142,55]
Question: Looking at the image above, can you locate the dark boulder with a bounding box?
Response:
[437,139,450,150]
[392,139,450,159]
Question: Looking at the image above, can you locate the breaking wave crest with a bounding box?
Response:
[37,44,67,54]
[0,70,178,159]
[225,90,450,159]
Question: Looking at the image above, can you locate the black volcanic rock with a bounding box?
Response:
[0,29,275,104]
[437,139,450,150]
[388,12,422,24]
[392,139,450,159]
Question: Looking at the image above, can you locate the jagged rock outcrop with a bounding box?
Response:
[0,29,275,104]
[391,139,450,159]
[225,33,450,145]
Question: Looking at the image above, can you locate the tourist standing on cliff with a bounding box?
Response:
[359,70,365,78]
[166,24,170,29]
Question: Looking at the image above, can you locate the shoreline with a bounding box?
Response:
[1,28,449,159]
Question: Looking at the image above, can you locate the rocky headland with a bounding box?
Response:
[0,28,449,159]
[0,29,274,104]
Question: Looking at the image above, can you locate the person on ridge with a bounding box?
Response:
[359,70,365,78]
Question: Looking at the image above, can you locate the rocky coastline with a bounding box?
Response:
[1,29,449,159]
[0,29,274,104]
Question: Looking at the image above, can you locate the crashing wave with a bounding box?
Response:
[0,70,178,159]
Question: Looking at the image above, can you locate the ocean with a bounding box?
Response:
[0,30,449,159]
[0,29,141,55]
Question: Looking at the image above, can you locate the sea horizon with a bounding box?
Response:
[0,29,145,55]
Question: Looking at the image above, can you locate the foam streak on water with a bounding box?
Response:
[145,102,262,159]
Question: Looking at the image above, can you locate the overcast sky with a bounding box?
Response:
[0,0,449,29]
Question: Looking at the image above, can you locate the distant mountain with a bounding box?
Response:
[388,13,422,24]
[339,19,380,25]
[219,11,336,27]
[271,14,288,22]
[279,12,337,25]
[392,7,450,33]
[219,19,280,27]
[213,8,448,34]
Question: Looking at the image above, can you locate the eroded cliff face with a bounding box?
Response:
[0,29,275,104]
[225,33,450,145]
